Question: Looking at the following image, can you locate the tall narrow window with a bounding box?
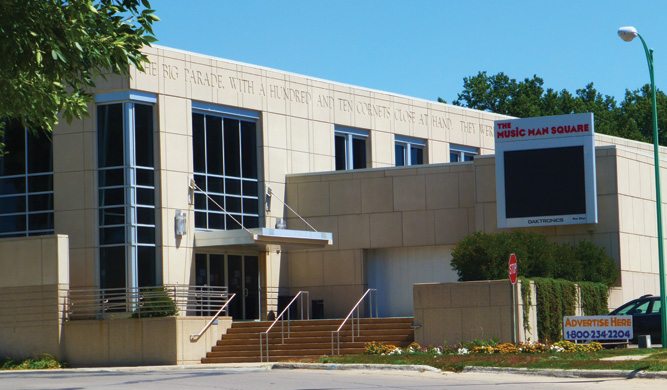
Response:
[395,136,425,166]
[192,103,260,231]
[335,127,368,171]
[0,120,53,237]
[97,92,157,290]
[450,144,478,162]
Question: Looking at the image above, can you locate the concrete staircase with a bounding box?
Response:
[201,317,414,363]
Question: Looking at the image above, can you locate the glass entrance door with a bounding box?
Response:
[195,254,224,316]
[195,253,260,320]
[244,256,259,320]
[227,255,243,319]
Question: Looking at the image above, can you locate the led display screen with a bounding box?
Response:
[494,113,597,228]
[504,146,586,218]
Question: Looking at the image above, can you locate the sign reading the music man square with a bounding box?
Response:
[563,315,633,341]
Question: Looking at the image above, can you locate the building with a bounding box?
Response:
[0,45,665,364]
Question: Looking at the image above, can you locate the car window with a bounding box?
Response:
[650,300,662,314]
[615,300,651,315]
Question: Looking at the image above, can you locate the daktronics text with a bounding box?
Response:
[527,218,565,224]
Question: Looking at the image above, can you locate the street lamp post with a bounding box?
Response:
[618,26,667,348]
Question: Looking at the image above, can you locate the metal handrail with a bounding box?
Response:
[66,285,228,319]
[331,289,377,355]
[190,293,236,342]
[260,291,310,362]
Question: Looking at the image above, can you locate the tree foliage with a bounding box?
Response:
[450,231,619,287]
[444,71,667,145]
[0,0,159,140]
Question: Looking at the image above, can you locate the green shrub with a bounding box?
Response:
[579,281,609,315]
[519,277,532,333]
[574,241,619,287]
[533,278,576,343]
[131,287,178,318]
[451,232,618,287]
[463,337,499,349]
[520,277,609,342]
[1,354,66,370]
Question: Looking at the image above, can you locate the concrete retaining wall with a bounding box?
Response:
[0,235,69,359]
[63,316,232,367]
[413,280,602,346]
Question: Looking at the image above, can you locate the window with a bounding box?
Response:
[450,144,478,162]
[0,120,53,238]
[96,92,157,290]
[335,127,368,170]
[192,103,260,231]
[650,300,662,314]
[395,136,425,166]
[615,299,652,315]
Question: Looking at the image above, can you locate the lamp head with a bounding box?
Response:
[618,26,638,42]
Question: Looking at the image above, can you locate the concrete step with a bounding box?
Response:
[206,347,365,359]
[201,317,414,363]
[222,328,414,340]
[214,334,413,350]
[212,341,368,352]
[225,323,413,337]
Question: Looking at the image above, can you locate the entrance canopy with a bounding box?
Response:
[194,228,333,251]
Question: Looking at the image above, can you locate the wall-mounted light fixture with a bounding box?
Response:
[266,186,273,213]
[175,210,187,236]
[188,178,196,205]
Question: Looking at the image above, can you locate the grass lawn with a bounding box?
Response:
[301,349,667,373]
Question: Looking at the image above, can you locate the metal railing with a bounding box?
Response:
[331,289,378,355]
[190,293,236,342]
[66,285,229,320]
[260,291,310,362]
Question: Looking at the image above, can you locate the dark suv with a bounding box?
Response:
[609,295,662,344]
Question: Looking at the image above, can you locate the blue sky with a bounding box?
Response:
[152,0,667,104]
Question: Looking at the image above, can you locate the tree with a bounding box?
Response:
[445,71,665,145]
[449,72,517,115]
[449,71,546,118]
[617,85,667,145]
[450,231,619,287]
[0,0,159,148]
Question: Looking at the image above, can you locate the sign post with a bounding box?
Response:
[509,254,518,343]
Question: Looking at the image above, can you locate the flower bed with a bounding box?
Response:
[364,340,603,356]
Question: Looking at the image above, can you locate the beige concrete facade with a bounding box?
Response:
[63,316,230,367]
[0,234,233,365]
[0,235,68,359]
[3,44,667,362]
[46,45,505,317]
[285,138,667,317]
[413,281,528,345]
[284,163,477,317]
[413,280,594,345]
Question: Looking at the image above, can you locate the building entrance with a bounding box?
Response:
[195,253,260,320]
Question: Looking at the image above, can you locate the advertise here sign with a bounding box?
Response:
[563,315,633,341]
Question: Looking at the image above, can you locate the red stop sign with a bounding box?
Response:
[509,253,518,285]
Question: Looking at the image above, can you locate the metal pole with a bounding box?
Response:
[510,282,518,344]
[637,34,667,348]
